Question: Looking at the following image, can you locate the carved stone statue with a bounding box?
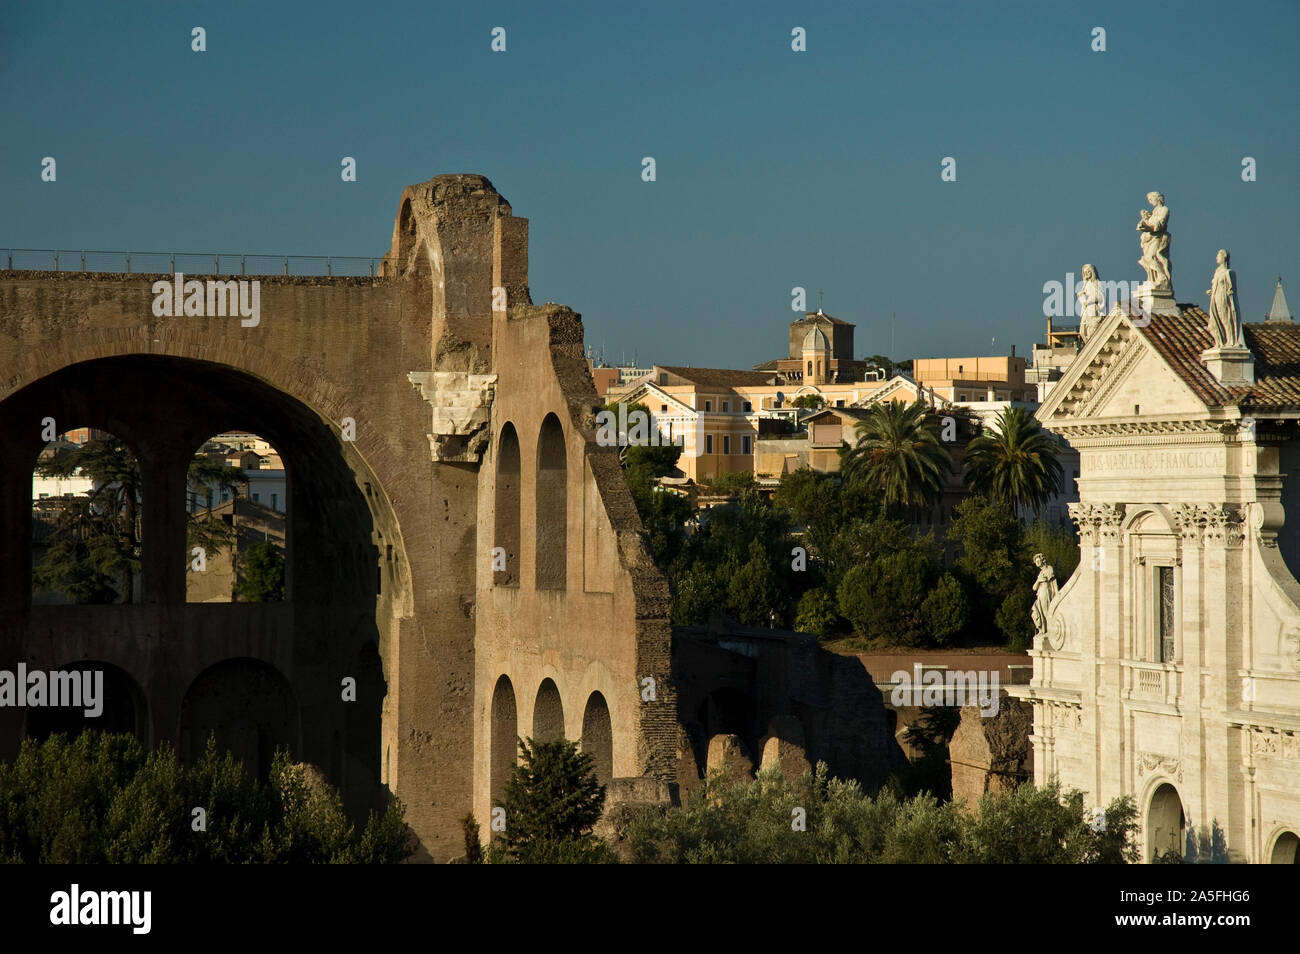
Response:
[1032,553,1058,636]
[1206,248,1243,349]
[1136,192,1172,291]
[1076,264,1105,340]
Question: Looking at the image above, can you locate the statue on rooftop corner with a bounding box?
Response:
[1136,191,1172,291]
[1206,249,1244,349]
[1032,553,1058,637]
[1077,264,1105,340]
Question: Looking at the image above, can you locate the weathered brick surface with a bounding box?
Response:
[0,174,682,861]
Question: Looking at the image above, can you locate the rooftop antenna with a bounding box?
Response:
[891,312,896,358]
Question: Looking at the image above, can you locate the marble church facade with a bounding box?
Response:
[1012,234,1300,862]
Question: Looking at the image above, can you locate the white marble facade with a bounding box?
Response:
[1011,300,1300,864]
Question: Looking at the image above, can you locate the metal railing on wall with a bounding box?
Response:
[2,249,391,278]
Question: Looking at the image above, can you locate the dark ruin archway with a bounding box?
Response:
[533,678,565,743]
[490,674,517,811]
[24,660,148,743]
[581,691,613,787]
[180,657,298,777]
[0,354,403,816]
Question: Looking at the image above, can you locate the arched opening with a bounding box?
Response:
[1,354,396,818]
[535,414,567,590]
[490,675,517,811]
[185,431,287,603]
[494,424,521,587]
[580,691,613,787]
[31,428,142,605]
[180,658,298,778]
[1271,831,1300,864]
[532,678,565,743]
[1147,783,1186,863]
[694,687,757,770]
[24,661,148,743]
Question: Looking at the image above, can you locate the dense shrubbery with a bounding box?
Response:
[628,764,1140,864]
[0,731,413,863]
[609,396,1076,650]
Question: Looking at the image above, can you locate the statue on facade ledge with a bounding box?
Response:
[1206,249,1244,349]
[1032,553,1058,637]
[1077,264,1105,341]
[1137,192,1172,291]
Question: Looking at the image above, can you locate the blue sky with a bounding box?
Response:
[3,0,1298,368]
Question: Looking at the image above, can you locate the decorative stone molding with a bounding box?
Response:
[1049,703,1082,729]
[1069,502,1126,545]
[1172,503,1247,547]
[1137,751,1183,782]
[1047,616,1068,652]
[1077,334,1146,419]
[1049,419,1221,439]
[1250,728,1300,761]
[407,371,498,463]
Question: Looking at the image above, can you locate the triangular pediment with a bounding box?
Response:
[617,381,695,415]
[1037,307,1209,426]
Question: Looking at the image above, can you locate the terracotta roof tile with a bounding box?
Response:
[1133,305,1300,410]
[655,365,778,388]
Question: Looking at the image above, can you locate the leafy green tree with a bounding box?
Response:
[727,538,784,626]
[792,393,825,410]
[235,540,286,602]
[921,573,969,646]
[837,539,940,646]
[794,587,839,638]
[672,564,725,625]
[700,469,758,495]
[947,494,1032,645]
[958,780,1139,864]
[495,737,614,864]
[623,442,693,568]
[841,400,953,514]
[32,513,123,604]
[1023,519,1080,583]
[963,405,1063,517]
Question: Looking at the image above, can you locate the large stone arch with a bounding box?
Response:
[1146,781,1186,863]
[0,351,412,829]
[1269,830,1300,864]
[180,657,298,777]
[535,413,567,590]
[533,678,565,742]
[490,674,517,808]
[494,423,521,587]
[581,691,613,786]
[24,660,149,744]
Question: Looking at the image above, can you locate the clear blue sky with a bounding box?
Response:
[3,0,1298,368]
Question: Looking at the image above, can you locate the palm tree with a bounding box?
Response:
[841,399,953,512]
[963,405,1063,517]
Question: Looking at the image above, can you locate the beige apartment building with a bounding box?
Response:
[912,354,1035,404]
